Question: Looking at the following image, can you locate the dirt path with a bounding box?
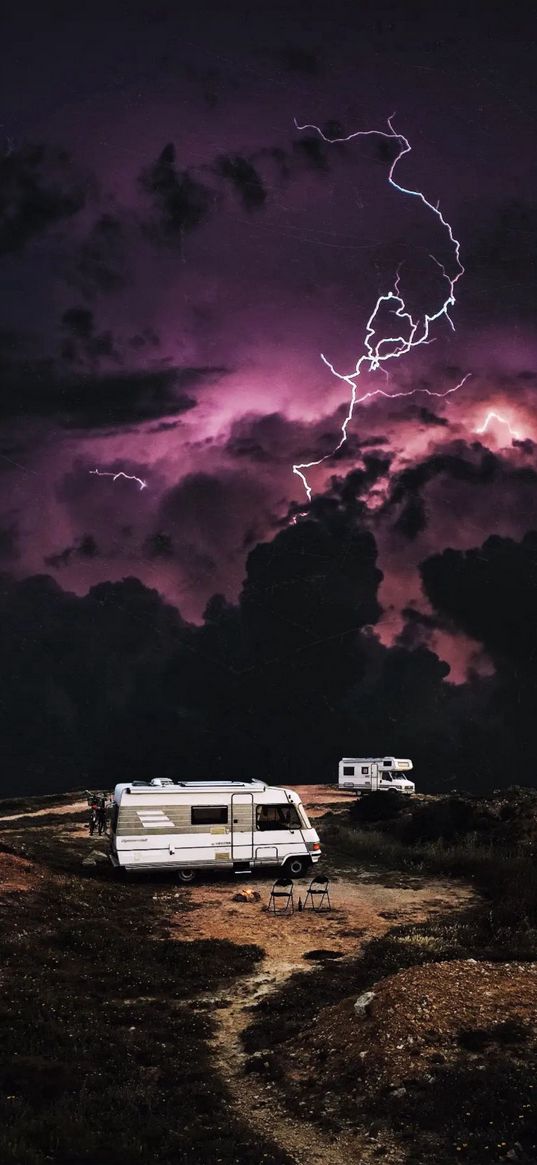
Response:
[210,961,383,1165]
[0,800,87,823]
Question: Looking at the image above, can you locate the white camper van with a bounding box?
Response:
[109,780,322,881]
[338,757,415,795]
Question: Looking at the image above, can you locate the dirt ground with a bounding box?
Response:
[0,850,48,892]
[177,867,471,967]
[0,785,475,1165]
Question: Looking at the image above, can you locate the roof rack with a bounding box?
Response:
[115,779,268,795]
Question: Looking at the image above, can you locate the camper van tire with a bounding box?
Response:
[283,856,309,878]
[177,869,196,884]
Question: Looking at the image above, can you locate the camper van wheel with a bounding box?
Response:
[283,857,308,878]
[177,869,196,884]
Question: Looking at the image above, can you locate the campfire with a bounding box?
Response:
[232,886,261,902]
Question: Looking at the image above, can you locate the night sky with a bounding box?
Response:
[1,0,537,718]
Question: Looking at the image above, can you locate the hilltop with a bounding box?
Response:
[0,787,536,1164]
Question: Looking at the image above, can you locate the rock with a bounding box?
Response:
[354,991,375,1016]
[391,1087,407,1099]
[84,849,108,863]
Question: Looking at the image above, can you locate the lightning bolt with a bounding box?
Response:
[291,115,469,502]
[475,411,522,441]
[89,468,147,491]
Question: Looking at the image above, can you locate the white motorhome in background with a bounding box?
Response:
[110,780,321,881]
[338,757,415,795]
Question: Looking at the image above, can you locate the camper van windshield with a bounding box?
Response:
[256,805,302,831]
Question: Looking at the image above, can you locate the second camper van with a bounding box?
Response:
[338,757,415,795]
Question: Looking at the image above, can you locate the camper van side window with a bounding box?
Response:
[361,767,369,775]
[343,766,355,776]
[191,806,228,826]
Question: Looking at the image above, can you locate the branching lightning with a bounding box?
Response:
[292,114,470,502]
[89,468,147,491]
[475,411,522,442]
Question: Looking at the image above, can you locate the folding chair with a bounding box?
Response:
[304,874,331,912]
[268,877,294,915]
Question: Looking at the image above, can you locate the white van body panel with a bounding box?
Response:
[338,757,415,795]
[110,781,321,872]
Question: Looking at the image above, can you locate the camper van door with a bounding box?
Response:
[370,765,380,792]
[231,792,254,861]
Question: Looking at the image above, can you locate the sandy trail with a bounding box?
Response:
[209,961,382,1165]
[0,800,87,823]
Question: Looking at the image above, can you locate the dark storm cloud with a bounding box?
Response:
[225,410,349,469]
[421,531,537,668]
[413,406,449,428]
[392,493,428,540]
[395,606,437,650]
[289,454,392,526]
[216,155,266,210]
[225,412,390,474]
[241,514,383,672]
[225,412,294,463]
[60,307,120,365]
[45,534,99,569]
[0,144,86,256]
[385,444,537,539]
[159,469,270,557]
[67,214,127,300]
[140,143,213,244]
[514,438,537,454]
[388,445,535,509]
[337,455,392,502]
[292,135,330,173]
[358,435,390,448]
[0,363,222,427]
[0,491,533,798]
